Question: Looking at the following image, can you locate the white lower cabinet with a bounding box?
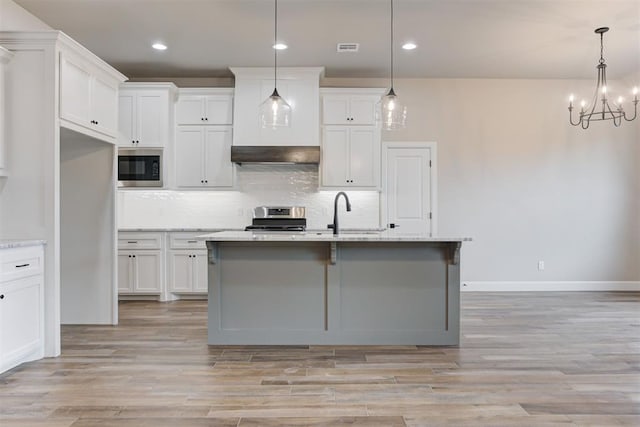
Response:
[167,250,208,293]
[117,251,162,294]
[0,244,45,374]
[118,232,163,296]
[117,231,210,299]
[166,232,208,295]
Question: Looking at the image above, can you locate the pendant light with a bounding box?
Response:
[260,0,291,128]
[378,0,407,130]
[568,27,638,129]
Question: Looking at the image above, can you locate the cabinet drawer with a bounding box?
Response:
[118,232,163,250]
[0,246,44,282]
[169,232,207,249]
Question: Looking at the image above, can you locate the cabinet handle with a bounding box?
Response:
[127,241,138,243]
[15,263,30,268]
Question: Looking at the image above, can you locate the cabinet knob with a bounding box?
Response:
[201,118,204,121]
[205,117,208,121]
[96,121,99,125]
[0,294,4,299]
[204,180,208,184]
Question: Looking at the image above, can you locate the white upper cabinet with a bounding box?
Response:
[176,89,233,125]
[321,126,379,188]
[230,67,323,146]
[0,45,13,176]
[175,126,233,188]
[321,88,384,125]
[59,50,123,140]
[118,83,176,147]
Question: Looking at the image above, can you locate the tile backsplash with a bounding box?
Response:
[118,165,381,230]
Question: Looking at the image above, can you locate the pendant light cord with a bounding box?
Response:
[390,0,394,90]
[274,0,278,88]
[599,30,605,64]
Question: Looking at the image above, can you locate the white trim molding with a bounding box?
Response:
[462,281,640,292]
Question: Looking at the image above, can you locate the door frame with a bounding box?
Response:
[380,141,438,235]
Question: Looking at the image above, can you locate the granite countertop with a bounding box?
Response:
[119,228,243,232]
[199,230,471,243]
[0,240,47,249]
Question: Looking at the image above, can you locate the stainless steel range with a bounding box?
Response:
[245,206,307,232]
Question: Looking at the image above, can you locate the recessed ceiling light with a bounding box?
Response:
[273,43,288,50]
[152,42,167,51]
[402,42,417,50]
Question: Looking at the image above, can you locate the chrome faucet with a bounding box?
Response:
[328,192,351,235]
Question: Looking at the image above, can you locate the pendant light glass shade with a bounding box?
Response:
[377,0,406,130]
[261,0,291,128]
[260,88,291,128]
[379,87,407,130]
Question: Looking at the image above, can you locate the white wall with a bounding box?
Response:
[120,76,639,285]
[0,0,51,31]
[328,77,640,283]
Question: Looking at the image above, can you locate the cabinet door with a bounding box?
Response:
[322,95,350,125]
[91,75,118,137]
[137,92,168,146]
[176,96,205,125]
[60,55,92,127]
[321,127,350,186]
[118,93,136,146]
[349,96,378,125]
[175,127,205,187]
[205,96,233,125]
[348,128,377,186]
[117,253,133,292]
[133,251,161,293]
[203,127,233,187]
[192,251,208,293]
[0,275,42,372]
[167,251,192,292]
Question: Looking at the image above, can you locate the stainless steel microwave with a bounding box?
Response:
[117,148,163,188]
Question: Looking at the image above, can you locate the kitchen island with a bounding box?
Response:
[201,231,471,345]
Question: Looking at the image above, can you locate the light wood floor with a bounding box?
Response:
[1,292,639,426]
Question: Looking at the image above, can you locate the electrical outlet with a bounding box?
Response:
[538,261,545,271]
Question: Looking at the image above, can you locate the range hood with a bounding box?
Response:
[231,146,320,165]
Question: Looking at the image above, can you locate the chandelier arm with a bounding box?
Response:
[568,107,582,126]
[623,100,638,122]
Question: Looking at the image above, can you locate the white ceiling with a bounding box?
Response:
[13,0,640,80]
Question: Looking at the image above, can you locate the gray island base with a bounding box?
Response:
[202,231,471,346]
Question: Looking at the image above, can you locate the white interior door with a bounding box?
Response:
[385,144,434,235]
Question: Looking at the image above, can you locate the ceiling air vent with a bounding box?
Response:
[337,43,359,53]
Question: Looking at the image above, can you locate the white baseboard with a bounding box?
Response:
[461,281,640,292]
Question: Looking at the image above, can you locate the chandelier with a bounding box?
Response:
[568,27,638,129]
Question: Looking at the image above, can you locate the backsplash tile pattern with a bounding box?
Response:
[118,165,380,230]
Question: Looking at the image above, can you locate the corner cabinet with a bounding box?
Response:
[320,88,384,189]
[0,243,45,374]
[59,50,123,141]
[175,88,234,189]
[118,83,176,147]
[117,232,162,296]
[0,45,13,177]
